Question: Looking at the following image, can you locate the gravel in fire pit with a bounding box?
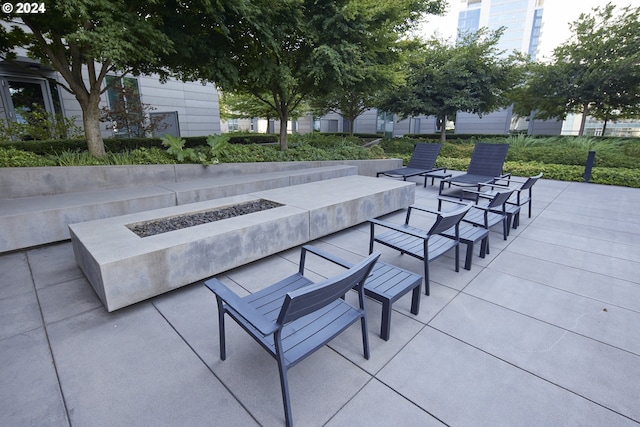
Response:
[127,199,283,237]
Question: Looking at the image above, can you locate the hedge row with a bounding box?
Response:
[381,139,640,169]
[0,134,279,155]
[431,157,640,188]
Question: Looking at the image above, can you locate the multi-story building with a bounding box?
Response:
[454,0,562,135]
[0,59,222,140]
[312,0,560,137]
[1,19,222,142]
[0,58,222,140]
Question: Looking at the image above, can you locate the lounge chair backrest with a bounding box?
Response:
[520,172,544,191]
[406,143,442,169]
[428,203,473,236]
[277,252,380,325]
[467,143,509,177]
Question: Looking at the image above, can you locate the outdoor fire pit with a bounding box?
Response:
[127,199,283,237]
[70,176,415,311]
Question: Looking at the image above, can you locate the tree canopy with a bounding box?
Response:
[380,28,526,141]
[1,0,446,154]
[1,1,178,156]
[0,0,260,156]
[210,0,445,149]
[511,3,640,135]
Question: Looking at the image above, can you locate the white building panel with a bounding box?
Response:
[455,110,511,134]
[528,119,563,135]
[353,109,378,134]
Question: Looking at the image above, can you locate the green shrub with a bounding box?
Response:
[590,167,640,187]
[434,157,471,171]
[0,105,83,142]
[228,134,278,144]
[0,147,56,167]
[439,142,475,159]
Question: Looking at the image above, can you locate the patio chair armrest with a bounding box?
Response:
[407,204,441,216]
[369,218,429,239]
[495,175,525,183]
[300,244,354,271]
[437,196,472,208]
[491,175,525,186]
[479,183,512,192]
[205,279,280,336]
[447,180,482,188]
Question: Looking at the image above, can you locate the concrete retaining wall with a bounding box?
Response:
[0,165,361,253]
[1,160,402,198]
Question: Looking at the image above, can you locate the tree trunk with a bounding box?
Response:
[279,113,288,150]
[578,103,589,136]
[602,118,608,136]
[349,118,355,136]
[78,94,106,158]
[440,115,447,142]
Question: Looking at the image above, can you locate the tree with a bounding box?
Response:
[221,91,310,134]
[1,0,260,157]
[512,3,640,135]
[309,2,443,137]
[312,89,378,136]
[1,1,176,157]
[208,0,445,149]
[381,28,526,141]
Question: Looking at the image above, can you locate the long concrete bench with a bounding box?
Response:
[70,175,415,311]
[0,165,365,253]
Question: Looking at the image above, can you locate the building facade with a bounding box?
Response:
[453,0,562,135]
[0,56,222,141]
[314,0,559,138]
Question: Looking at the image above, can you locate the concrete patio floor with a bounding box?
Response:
[2,176,639,426]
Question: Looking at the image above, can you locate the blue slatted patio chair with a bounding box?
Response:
[490,172,543,224]
[439,142,510,198]
[417,202,489,272]
[377,143,447,186]
[205,245,380,427]
[439,188,515,240]
[368,202,472,296]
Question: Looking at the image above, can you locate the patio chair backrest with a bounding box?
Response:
[488,190,515,210]
[406,143,442,169]
[520,172,544,191]
[467,142,509,177]
[277,252,380,325]
[428,202,473,236]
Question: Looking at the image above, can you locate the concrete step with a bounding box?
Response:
[0,165,360,253]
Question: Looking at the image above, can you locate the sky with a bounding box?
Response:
[418,0,631,60]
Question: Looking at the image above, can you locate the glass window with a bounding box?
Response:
[0,75,59,140]
[458,8,481,38]
[105,76,143,137]
[528,9,544,60]
[7,80,46,124]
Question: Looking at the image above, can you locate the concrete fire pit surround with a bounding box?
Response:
[70,175,415,311]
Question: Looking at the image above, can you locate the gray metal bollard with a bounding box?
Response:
[583,150,596,182]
